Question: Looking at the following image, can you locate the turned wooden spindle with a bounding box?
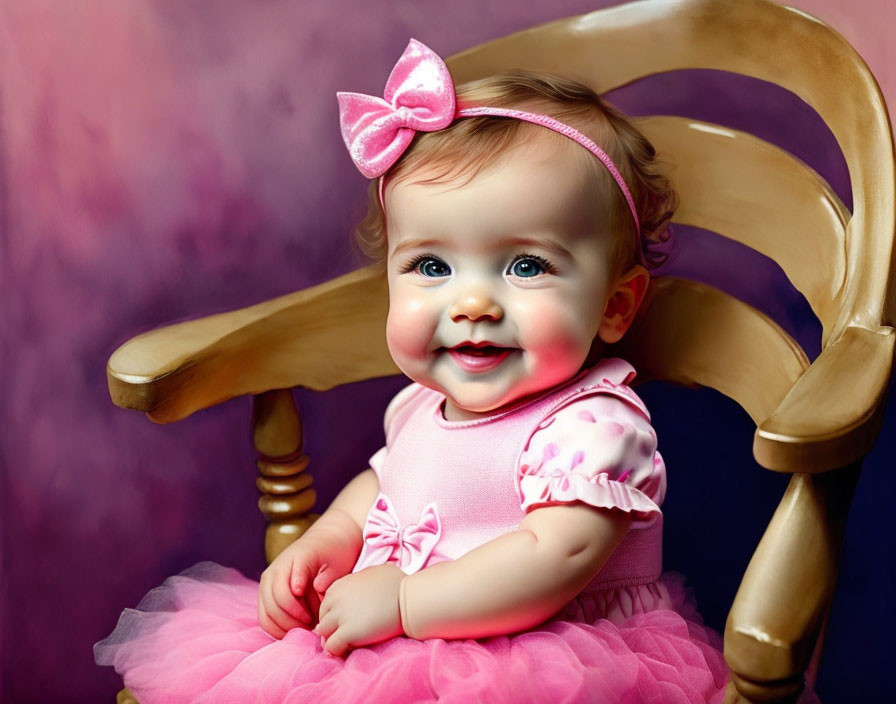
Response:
[252,389,319,563]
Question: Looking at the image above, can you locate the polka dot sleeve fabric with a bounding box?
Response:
[517,392,666,519]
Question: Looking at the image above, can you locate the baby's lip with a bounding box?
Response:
[440,340,517,353]
[439,342,518,374]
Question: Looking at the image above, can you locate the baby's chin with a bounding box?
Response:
[403,355,583,419]
[405,378,513,421]
[439,384,556,421]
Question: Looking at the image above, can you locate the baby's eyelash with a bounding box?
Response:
[399,253,439,274]
[399,251,557,275]
[511,252,558,275]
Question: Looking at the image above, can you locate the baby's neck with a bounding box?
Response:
[442,398,494,422]
[440,356,608,422]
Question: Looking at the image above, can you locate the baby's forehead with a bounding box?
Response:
[385,155,617,258]
[401,130,593,187]
[389,136,608,225]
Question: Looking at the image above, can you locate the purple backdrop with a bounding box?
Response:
[1,1,893,701]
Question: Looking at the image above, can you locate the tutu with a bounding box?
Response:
[96,562,733,704]
[95,368,820,702]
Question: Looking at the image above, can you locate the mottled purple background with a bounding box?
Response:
[1,1,894,701]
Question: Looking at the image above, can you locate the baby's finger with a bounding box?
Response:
[322,626,351,657]
[314,611,338,640]
[317,590,332,622]
[305,585,323,622]
[273,573,311,625]
[312,563,340,594]
[257,606,287,639]
[259,583,296,635]
[290,562,314,596]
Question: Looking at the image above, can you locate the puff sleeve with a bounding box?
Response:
[516,391,666,521]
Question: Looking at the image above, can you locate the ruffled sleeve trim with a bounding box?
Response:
[519,468,661,519]
[515,359,667,517]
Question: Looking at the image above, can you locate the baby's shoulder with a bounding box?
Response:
[517,358,666,515]
[381,381,439,440]
[546,357,650,422]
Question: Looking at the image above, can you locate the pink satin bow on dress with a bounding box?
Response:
[352,492,443,575]
[337,39,456,178]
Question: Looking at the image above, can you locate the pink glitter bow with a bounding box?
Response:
[337,39,456,178]
[334,39,681,265]
[352,493,443,575]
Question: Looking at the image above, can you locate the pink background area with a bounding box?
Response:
[1,0,894,701]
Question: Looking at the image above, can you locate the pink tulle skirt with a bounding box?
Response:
[95,562,741,703]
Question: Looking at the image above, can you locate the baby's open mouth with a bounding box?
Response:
[441,344,516,373]
[451,345,510,356]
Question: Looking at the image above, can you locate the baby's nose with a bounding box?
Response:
[448,290,503,322]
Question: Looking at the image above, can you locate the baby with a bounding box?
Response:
[260,40,676,648]
[97,40,730,704]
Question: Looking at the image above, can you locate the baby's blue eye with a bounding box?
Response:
[417,257,451,277]
[508,256,547,278]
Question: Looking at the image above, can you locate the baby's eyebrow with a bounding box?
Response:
[391,235,572,259]
[499,236,572,258]
[391,238,448,257]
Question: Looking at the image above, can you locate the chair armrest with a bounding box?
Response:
[754,325,894,472]
[724,464,860,701]
[107,265,397,423]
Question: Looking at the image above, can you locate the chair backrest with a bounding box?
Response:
[449,0,895,341]
[107,3,895,700]
[446,0,896,472]
[109,0,894,471]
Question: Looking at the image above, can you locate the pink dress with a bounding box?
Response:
[95,358,731,703]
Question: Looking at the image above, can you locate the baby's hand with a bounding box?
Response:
[315,563,405,656]
[258,510,361,639]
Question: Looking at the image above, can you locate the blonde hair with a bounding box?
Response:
[353,71,677,274]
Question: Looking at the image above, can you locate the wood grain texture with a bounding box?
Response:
[252,390,319,562]
[107,265,395,423]
[617,277,810,425]
[724,464,861,701]
[637,115,849,326]
[755,326,894,472]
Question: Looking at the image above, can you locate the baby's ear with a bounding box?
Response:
[597,265,650,344]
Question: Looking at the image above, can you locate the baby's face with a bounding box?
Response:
[384,137,618,420]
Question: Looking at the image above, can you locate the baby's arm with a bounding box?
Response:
[258,468,378,637]
[399,504,631,639]
[327,467,379,531]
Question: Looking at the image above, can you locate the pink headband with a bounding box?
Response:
[337,39,642,237]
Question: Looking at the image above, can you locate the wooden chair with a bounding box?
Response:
[108,1,895,702]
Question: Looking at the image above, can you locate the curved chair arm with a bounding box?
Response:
[724,463,861,703]
[107,265,396,423]
[753,325,894,473]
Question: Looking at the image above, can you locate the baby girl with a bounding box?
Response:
[96,39,730,703]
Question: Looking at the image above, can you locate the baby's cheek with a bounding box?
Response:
[385,298,434,359]
[520,299,596,358]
